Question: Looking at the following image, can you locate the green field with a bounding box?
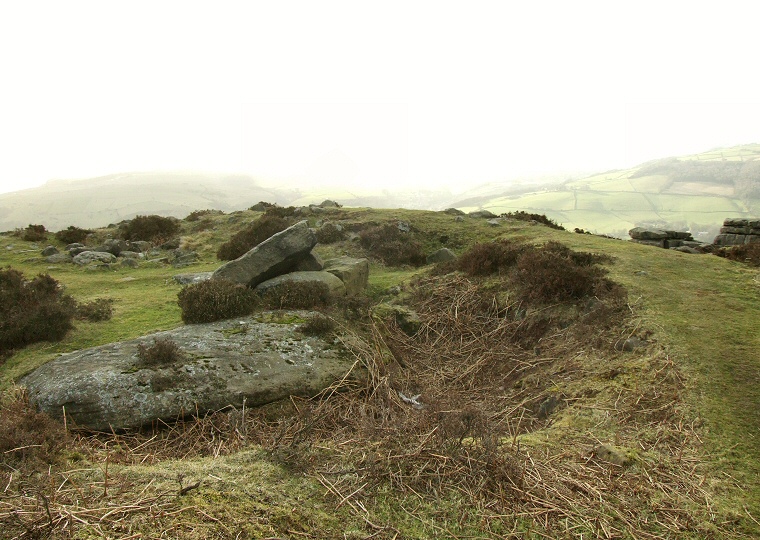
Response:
[456,144,760,237]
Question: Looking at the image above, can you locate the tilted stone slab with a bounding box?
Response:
[212,221,317,288]
[21,313,361,431]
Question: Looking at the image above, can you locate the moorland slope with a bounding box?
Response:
[1,206,759,538]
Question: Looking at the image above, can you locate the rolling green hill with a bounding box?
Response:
[454,144,760,239]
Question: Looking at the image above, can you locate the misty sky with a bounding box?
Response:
[1,1,759,195]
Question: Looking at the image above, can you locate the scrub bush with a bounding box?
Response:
[0,268,76,354]
[177,279,259,323]
[19,224,47,242]
[359,223,426,267]
[120,215,180,242]
[137,337,185,366]
[261,281,332,310]
[456,240,526,276]
[54,225,93,244]
[217,215,292,261]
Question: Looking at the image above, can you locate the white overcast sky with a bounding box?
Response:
[1,0,759,195]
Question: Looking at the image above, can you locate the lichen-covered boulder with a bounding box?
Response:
[73,251,117,265]
[21,313,362,430]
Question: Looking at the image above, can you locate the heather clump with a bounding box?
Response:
[54,225,93,244]
[359,222,426,267]
[0,267,76,355]
[17,224,47,242]
[120,214,180,243]
[456,239,526,276]
[75,297,114,322]
[261,281,332,310]
[177,279,259,323]
[137,337,185,366]
[217,214,292,261]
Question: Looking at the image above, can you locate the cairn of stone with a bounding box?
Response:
[713,218,760,246]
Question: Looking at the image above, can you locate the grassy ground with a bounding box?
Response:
[2,207,759,538]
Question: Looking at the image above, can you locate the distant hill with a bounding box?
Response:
[0,172,298,232]
[449,144,760,239]
[3,144,760,236]
[0,172,459,232]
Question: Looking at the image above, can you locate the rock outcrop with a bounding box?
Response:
[212,221,317,288]
[713,218,760,246]
[22,313,361,430]
[629,227,703,250]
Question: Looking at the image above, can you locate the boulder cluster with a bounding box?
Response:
[628,227,704,253]
[713,218,760,246]
[40,238,198,268]
[22,220,370,430]
[205,220,369,297]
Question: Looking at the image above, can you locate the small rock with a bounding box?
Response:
[73,251,117,266]
[173,272,213,285]
[615,337,646,352]
[128,241,153,253]
[487,219,502,227]
[443,208,465,216]
[120,258,140,268]
[46,253,72,264]
[323,257,369,295]
[397,221,410,233]
[426,248,457,264]
[373,304,421,336]
[537,396,560,419]
[119,250,142,259]
[160,238,181,250]
[41,245,59,256]
[96,239,128,256]
[455,216,465,222]
[319,199,341,208]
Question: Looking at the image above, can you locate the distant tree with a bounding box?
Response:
[737,161,760,200]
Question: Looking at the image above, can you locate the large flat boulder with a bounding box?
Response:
[212,221,317,288]
[323,257,369,295]
[629,227,668,240]
[21,313,360,431]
